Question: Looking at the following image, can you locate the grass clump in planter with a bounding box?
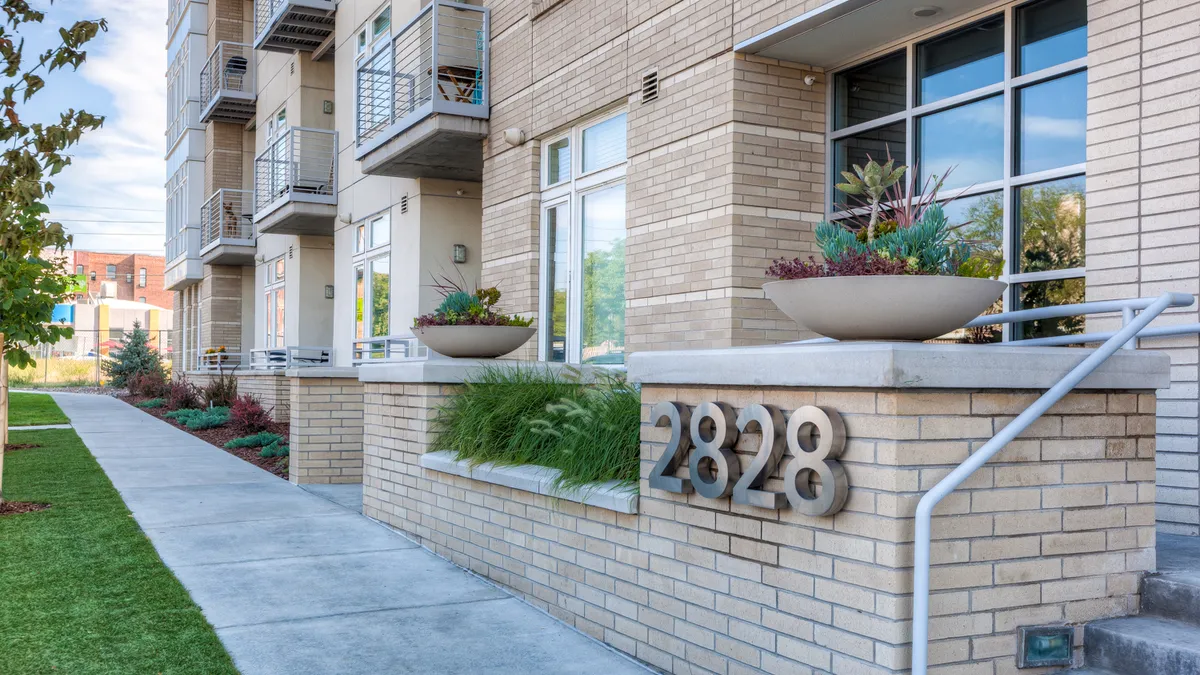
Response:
[431,366,640,491]
[135,398,166,409]
[259,440,289,458]
[225,431,283,449]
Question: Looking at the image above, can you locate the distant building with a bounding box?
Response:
[50,250,173,310]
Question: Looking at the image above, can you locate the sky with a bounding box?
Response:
[22,0,166,255]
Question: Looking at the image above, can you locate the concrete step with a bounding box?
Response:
[1143,571,1200,625]
[1049,669,1119,675]
[1085,615,1200,675]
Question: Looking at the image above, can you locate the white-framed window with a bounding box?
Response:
[538,109,628,364]
[352,211,391,342]
[106,264,116,280]
[139,268,147,287]
[828,0,1086,342]
[265,256,286,349]
[356,4,394,142]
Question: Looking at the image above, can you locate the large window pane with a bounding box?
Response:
[582,114,627,173]
[370,256,390,337]
[546,137,570,186]
[1018,0,1087,75]
[944,191,1004,277]
[918,96,1003,191]
[834,51,906,130]
[354,265,365,340]
[1013,277,1085,339]
[581,185,626,364]
[1017,176,1085,274]
[273,288,285,347]
[832,122,905,208]
[369,214,390,248]
[544,204,569,363]
[1017,72,1085,175]
[917,15,1004,104]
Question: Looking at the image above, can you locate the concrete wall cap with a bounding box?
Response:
[355,358,616,384]
[627,342,1171,390]
[285,366,361,379]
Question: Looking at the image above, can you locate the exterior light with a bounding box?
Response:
[1016,625,1072,668]
[912,6,941,17]
[324,284,334,299]
[453,244,468,264]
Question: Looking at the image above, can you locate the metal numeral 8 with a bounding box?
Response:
[688,402,741,499]
[784,405,848,516]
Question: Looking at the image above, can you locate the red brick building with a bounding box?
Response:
[57,250,173,309]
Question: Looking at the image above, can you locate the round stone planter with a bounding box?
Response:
[414,325,536,359]
[763,275,1007,341]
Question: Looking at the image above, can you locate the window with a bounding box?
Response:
[126,273,133,284]
[265,256,286,349]
[90,271,96,281]
[75,264,83,275]
[539,111,628,364]
[829,0,1086,341]
[106,264,116,280]
[355,5,394,142]
[139,268,147,287]
[353,212,391,344]
[138,296,147,304]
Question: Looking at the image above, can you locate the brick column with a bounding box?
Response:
[288,369,365,484]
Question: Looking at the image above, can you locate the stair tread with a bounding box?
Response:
[1090,614,1200,648]
[1050,669,1118,675]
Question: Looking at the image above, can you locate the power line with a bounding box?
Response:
[57,219,164,224]
[49,203,165,213]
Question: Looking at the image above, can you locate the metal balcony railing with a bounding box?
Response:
[351,335,429,363]
[253,127,337,216]
[200,189,255,253]
[199,351,244,371]
[199,42,256,124]
[254,0,335,52]
[356,0,489,149]
[249,346,333,370]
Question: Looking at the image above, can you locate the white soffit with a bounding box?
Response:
[736,0,995,69]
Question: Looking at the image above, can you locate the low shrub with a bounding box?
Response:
[259,440,290,458]
[431,366,640,490]
[165,406,230,430]
[167,378,200,411]
[201,368,238,408]
[225,432,284,449]
[229,395,270,434]
[129,369,169,398]
[135,398,166,409]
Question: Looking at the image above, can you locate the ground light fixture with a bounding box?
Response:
[1016,625,1073,668]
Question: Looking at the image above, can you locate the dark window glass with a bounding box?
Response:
[832,122,906,208]
[917,96,1004,191]
[1018,0,1087,75]
[917,15,1004,104]
[834,51,906,130]
[1013,277,1085,339]
[1017,176,1085,274]
[1017,72,1086,175]
[544,203,569,363]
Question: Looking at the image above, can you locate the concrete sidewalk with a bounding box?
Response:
[51,393,649,675]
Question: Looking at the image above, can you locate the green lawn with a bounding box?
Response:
[8,392,69,426]
[0,429,238,674]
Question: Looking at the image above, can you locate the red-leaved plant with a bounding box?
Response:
[230,394,271,434]
[766,250,921,280]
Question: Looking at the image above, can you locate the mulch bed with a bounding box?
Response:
[3,443,42,452]
[0,501,50,516]
[119,395,290,480]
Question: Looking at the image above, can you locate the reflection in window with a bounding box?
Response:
[944,191,1004,278]
[1018,0,1087,75]
[1014,277,1085,339]
[370,256,390,338]
[917,15,1004,104]
[1017,176,1085,274]
[834,51,906,130]
[1018,72,1086,175]
[917,96,1004,190]
[833,122,905,207]
[544,204,569,363]
[354,265,365,340]
[581,185,626,364]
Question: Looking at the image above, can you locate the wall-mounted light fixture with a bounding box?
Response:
[503,128,525,146]
[324,284,335,299]
[323,100,334,114]
[453,244,468,264]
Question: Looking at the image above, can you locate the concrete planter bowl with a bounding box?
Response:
[414,325,536,359]
[763,275,1007,342]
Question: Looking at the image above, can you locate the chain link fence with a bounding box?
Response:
[8,329,173,388]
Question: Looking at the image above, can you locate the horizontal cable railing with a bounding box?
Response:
[200,189,254,250]
[249,346,334,370]
[352,335,428,363]
[199,42,254,107]
[253,127,337,214]
[198,351,244,370]
[356,0,488,146]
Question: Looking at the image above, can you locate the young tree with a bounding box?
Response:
[102,320,164,388]
[0,2,107,503]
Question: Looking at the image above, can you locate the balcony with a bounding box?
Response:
[354,1,489,181]
[254,0,335,53]
[200,189,256,266]
[199,42,256,124]
[253,127,337,236]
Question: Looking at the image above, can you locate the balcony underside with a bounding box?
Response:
[164,257,203,290]
[358,114,488,181]
[256,1,336,53]
[255,199,337,236]
[201,92,256,125]
[201,240,256,266]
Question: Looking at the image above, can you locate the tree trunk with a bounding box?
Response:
[1,334,7,506]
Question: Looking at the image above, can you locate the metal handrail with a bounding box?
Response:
[248,346,334,370]
[351,335,428,363]
[910,291,1196,674]
[355,0,489,147]
[253,127,337,215]
[199,42,254,108]
[200,189,254,250]
[198,352,245,370]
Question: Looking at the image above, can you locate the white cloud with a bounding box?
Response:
[50,0,167,254]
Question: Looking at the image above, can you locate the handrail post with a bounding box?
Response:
[910,291,1192,675]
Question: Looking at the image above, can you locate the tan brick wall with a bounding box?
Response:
[1085,0,1200,535]
[289,376,365,484]
[236,372,291,422]
[363,383,1156,674]
[199,265,245,354]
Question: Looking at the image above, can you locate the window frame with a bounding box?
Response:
[106,264,116,280]
[264,256,286,349]
[139,268,147,287]
[351,210,392,341]
[825,0,1087,342]
[537,109,629,364]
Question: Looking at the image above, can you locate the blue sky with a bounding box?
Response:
[23,0,165,255]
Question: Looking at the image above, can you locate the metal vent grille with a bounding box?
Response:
[400,195,409,214]
[290,61,295,75]
[641,69,659,104]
